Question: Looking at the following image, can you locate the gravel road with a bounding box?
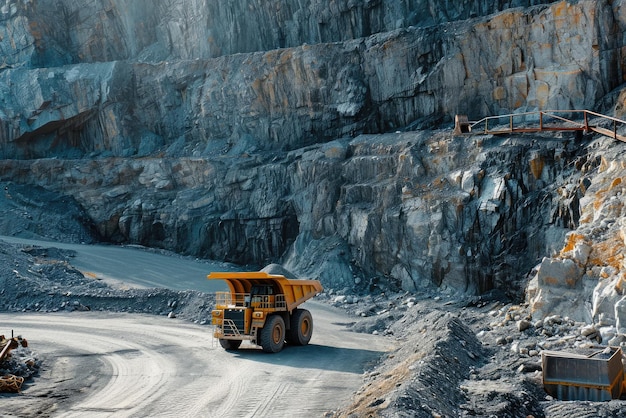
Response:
[0,238,391,417]
[0,235,233,293]
[1,305,389,417]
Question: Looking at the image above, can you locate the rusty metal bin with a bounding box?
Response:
[542,347,624,401]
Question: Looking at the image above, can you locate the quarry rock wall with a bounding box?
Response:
[0,0,625,319]
[0,130,592,299]
[0,1,623,158]
[2,0,559,65]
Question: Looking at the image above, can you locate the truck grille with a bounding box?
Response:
[223,309,245,334]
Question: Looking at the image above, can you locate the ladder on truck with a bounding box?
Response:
[454,110,626,143]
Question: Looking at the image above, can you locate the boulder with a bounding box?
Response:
[536,258,582,289]
[529,258,590,322]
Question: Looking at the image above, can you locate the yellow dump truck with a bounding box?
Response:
[208,271,323,353]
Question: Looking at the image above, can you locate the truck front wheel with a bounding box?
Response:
[219,339,242,351]
[288,309,313,346]
[260,315,285,353]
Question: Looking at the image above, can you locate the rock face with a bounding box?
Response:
[0,129,591,298]
[3,0,558,65]
[528,143,626,331]
[0,182,98,243]
[0,0,626,307]
[1,0,623,158]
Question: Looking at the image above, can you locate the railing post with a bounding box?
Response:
[584,111,589,132]
[510,115,513,132]
[485,118,488,134]
[614,120,617,139]
[539,112,543,131]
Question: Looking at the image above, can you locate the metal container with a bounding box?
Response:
[542,347,624,401]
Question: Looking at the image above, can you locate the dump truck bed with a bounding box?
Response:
[207,271,323,312]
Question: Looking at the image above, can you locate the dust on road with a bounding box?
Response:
[1,305,389,417]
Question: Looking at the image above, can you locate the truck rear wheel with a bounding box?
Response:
[260,315,285,353]
[288,309,313,346]
[219,339,242,351]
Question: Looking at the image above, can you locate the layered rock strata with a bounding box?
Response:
[0,1,622,158]
[0,130,592,297]
[0,0,625,304]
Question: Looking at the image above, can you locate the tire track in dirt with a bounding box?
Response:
[1,304,391,417]
[1,239,392,417]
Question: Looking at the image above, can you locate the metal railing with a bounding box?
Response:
[456,110,626,142]
[215,291,246,307]
[215,292,287,310]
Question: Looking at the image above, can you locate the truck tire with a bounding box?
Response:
[219,339,242,350]
[260,315,285,353]
[288,309,313,346]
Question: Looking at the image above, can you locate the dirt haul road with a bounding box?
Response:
[0,239,391,417]
[2,306,387,417]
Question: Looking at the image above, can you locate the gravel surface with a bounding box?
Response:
[0,304,389,418]
[325,290,626,417]
[0,237,391,417]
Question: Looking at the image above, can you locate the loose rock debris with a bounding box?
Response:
[0,334,35,393]
[326,291,626,417]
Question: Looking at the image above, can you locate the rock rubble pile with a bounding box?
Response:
[326,289,626,417]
